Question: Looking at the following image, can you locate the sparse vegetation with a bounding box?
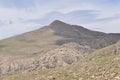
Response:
[0,20,120,80]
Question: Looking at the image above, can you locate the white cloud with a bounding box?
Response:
[86,18,120,33]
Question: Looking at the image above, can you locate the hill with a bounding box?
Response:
[0,20,120,76]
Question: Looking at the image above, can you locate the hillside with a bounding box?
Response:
[0,42,95,75]
[2,41,120,80]
[0,20,120,76]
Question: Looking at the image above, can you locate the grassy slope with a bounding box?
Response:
[0,27,62,56]
[1,42,120,80]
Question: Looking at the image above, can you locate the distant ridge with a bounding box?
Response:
[0,20,120,54]
[0,20,120,75]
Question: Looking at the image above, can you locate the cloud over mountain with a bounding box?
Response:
[0,0,120,39]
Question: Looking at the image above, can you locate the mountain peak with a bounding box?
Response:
[50,20,68,26]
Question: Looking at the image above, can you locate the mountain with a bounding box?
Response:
[0,20,120,76]
[49,20,120,49]
[1,41,120,80]
[0,20,120,55]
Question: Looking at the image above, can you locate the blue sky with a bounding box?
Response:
[0,0,120,39]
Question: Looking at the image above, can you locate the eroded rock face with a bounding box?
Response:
[0,42,94,75]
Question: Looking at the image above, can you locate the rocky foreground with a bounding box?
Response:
[1,41,120,80]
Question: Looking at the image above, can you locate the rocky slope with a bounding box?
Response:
[0,42,94,75]
[2,41,120,80]
[49,20,120,49]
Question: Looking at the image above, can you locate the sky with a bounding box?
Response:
[0,0,120,39]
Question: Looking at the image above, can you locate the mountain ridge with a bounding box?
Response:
[0,20,120,54]
[0,20,120,55]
